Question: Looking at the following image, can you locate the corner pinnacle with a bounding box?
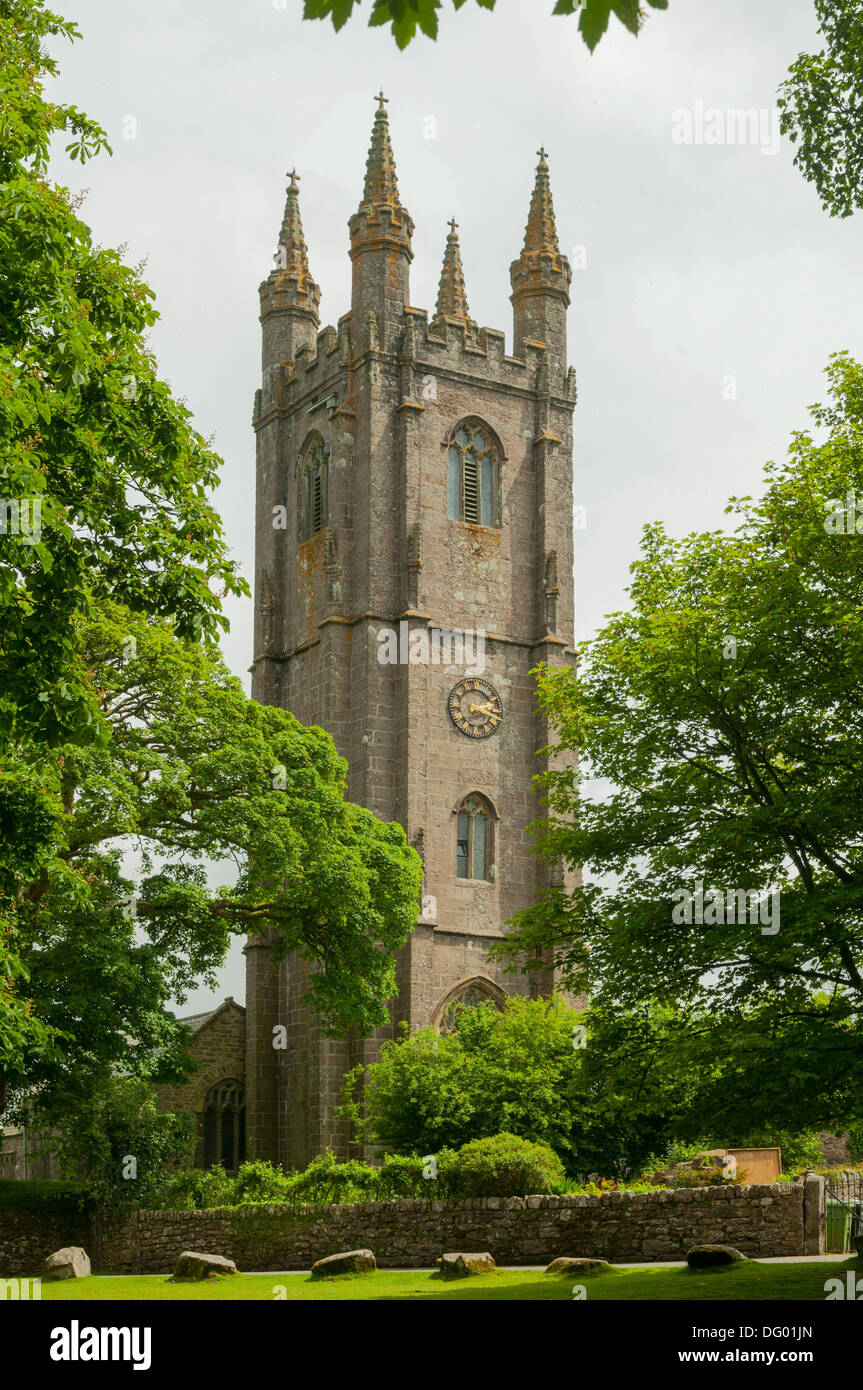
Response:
[431,217,476,337]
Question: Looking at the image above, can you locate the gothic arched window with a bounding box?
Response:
[435,976,507,1034]
[298,434,328,541]
[203,1079,245,1172]
[447,421,499,528]
[456,793,494,881]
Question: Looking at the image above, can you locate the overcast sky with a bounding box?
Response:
[47,0,860,1013]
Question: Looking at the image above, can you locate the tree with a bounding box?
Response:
[0,0,247,751]
[39,1076,196,1212]
[341,994,708,1176]
[492,352,863,1133]
[779,0,863,219]
[1,601,423,1118]
[1,0,249,1065]
[302,0,669,51]
[342,990,846,1176]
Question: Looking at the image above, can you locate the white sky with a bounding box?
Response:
[46,0,861,1012]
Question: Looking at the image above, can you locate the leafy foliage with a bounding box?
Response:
[0,0,249,1076]
[39,1076,195,1212]
[340,990,855,1178]
[340,996,584,1159]
[492,354,863,1135]
[151,1136,562,1208]
[445,1131,564,1196]
[779,0,863,218]
[1,603,422,1120]
[0,1,247,750]
[302,0,668,51]
[340,995,712,1177]
[0,1178,91,1214]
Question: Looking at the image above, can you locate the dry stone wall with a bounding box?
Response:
[0,1180,822,1276]
[0,1208,91,1278]
[0,1180,824,1277]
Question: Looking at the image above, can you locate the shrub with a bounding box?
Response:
[0,1180,92,1215]
[232,1161,291,1205]
[671,1166,747,1189]
[152,1166,235,1210]
[372,1149,460,1196]
[447,1132,565,1197]
[280,1152,381,1205]
[848,1122,863,1166]
[37,1077,195,1212]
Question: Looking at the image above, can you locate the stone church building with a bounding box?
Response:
[158,95,578,1172]
[0,98,853,1186]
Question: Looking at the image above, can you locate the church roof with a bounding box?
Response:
[177,997,244,1034]
[178,1010,215,1033]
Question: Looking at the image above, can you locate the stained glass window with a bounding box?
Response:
[455,795,492,881]
[447,446,461,520]
[203,1080,245,1172]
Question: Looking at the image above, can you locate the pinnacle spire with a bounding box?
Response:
[259,166,320,362]
[349,96,414,345]
[521,147,561,258]
[359,90,401,211]
[509,147,571,363]
[274,168,315,294]
[431,217,476,337]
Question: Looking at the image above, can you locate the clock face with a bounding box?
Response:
[448,678,503,739]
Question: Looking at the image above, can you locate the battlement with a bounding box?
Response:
[253,296,576,425]
[405,307,554,394]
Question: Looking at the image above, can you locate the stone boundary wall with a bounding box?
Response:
[0,1179,824,1276]
[0,1208,91,1278]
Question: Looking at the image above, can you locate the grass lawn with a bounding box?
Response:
[36,1259,859,1301]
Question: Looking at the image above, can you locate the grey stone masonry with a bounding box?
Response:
[248,95,580,1168]
[0,1182,814,1276]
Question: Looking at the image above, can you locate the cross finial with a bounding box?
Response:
[376,89,389,111]
[537,145,548,163]
[287,168,300,189]
[447,216,459,236]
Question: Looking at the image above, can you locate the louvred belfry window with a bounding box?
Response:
[299,434,328,540]
[447,422,499,527]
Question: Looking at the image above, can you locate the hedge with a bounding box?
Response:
[0,1180,93,1215]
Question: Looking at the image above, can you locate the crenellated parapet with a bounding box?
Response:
[254,318,575,434]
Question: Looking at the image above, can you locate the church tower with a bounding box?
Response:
[247,97,577,1167]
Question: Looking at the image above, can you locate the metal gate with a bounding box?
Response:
[825,1172,863,1254]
